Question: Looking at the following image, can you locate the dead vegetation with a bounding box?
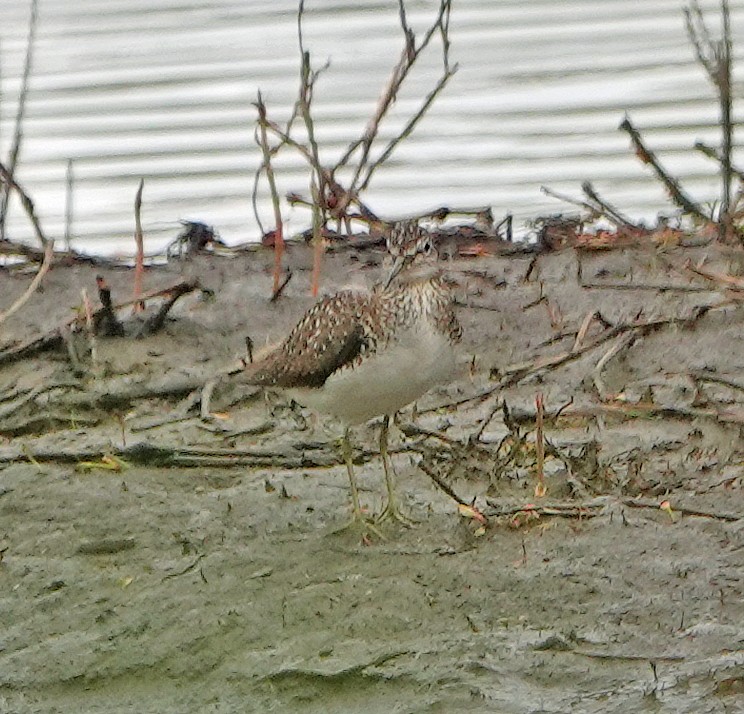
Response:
[0,0,743,532]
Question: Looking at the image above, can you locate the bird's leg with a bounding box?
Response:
[336,427,384,539]
[376,415,416,525]
[341,427,363,519]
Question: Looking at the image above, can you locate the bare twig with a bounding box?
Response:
[297,4,328,290]
[620,116,709,222]
[694,141,744,184]
[0,160,49,249]
[580,280,714,293]
[270,269,293,303]
[685,0,735,241]
[252,1,453,243]
[684,258,744,290]
[81,287,98,370]
[485,496,741,523]
[132,179,145,312]
[255,93,285,296]
[691,370,744,394]
[0,0,38,243]
[499,311,710,386]
[470,308,713,433]
[0,239,53,324]
[417,458,472,507]
[593,333,637,399]
[357,65,458,193]
[581,181,639,229]
[541,186,599,217]
[310,178,323,297]
[333,0,455,212]
[572,310,598,351]
[534,393,546,497]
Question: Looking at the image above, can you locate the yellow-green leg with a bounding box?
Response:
[341,427,363,519]
[376,415,416,525]
[337,427,384,539]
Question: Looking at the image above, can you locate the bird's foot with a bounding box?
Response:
[375,499,417,527]
[331,508,386,542]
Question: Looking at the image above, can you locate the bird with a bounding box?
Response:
[239,220,462,533]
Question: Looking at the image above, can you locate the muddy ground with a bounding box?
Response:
[0,239,743,713]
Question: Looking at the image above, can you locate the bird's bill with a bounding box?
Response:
[383,255,406,289]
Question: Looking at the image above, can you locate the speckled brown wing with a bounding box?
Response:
[244,291,370,389]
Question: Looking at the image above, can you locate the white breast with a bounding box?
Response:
[287,325,456,425]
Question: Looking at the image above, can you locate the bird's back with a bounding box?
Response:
[242,275,461,424]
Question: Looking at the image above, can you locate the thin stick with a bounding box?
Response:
[0,239,54,324]
[132,179,145,312]
[718,0,734,241]
[685,1,735,241]
[473,308,713,433]
[694,140,744,184]
[255,93,284,296]
[262,113,376,223]
[0,0,38,243]
[358,66,457,193]
[297,4,327,291]
[417,459,472,507]
[619,116,709,222]
[485,496,741,523]
[572,310,597,351]
[269,269,293,303]
[335,0,454,210]
[684,259,744,290]
[581,181,639,229]
[310,178,323,297]
[691,370,744,394]
[0,160,49,249]
[541,185,599,216]
[534,393,546,497]
[593,333,636,399]
[81,287,98,370]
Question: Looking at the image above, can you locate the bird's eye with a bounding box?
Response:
[421,239,433,255]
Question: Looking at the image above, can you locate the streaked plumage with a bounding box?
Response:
[241,221,462,531]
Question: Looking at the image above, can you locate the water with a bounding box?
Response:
[1,0,743,255]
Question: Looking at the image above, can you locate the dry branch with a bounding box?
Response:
[592,333,637,399]
[0,239,53,324]
[685,0,735,241]
[541,186,598,218]
[295,6,329,290]
[694,141,744,184]
[485,496,741,523]
[132,178,145,311]
[255,93,285,296]
[252,0,455,270]
[684,259,744,290]
[0,279,202,367]
[580,181,639,229]
[334,0,456,210]
[498,310,710,386]
[619,117,709,222]
[0,0,38,244]
[471,307,713,436]
[0,160,50,249]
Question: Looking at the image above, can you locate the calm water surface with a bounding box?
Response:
[2,0,744,254]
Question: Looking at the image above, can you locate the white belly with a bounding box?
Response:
[287,326,456,425]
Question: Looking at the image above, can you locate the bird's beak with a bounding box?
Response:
[383,255,406,289]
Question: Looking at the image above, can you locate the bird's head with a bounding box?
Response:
[382,220,437,288]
